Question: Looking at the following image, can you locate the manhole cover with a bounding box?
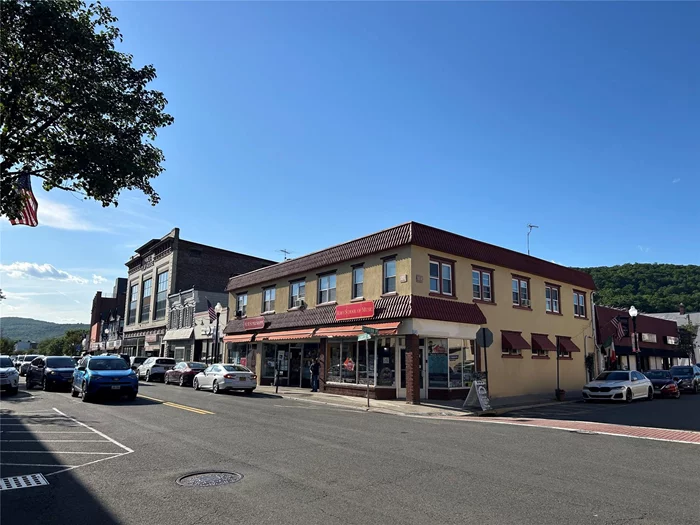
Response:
[176,472,243,487]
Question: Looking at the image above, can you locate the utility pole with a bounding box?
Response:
[527,224,539,255]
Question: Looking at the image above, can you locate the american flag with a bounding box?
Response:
[611,316,625,340]
[9,174,38,227]
[207,299,216,323]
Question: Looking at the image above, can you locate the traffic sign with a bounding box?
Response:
[476,327,493,348]
[357,333,371,342]
[362,326,379,336]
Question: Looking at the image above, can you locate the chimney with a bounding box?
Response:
[679,303,685,315]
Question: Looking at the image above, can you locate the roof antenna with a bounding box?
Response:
[277,249,293,261]
[527,224,539,255]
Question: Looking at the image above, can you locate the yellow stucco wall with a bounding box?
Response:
[227,246,412,317]
[410,245,594,398]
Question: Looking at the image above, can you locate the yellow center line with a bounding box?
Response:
[137,394,213,415]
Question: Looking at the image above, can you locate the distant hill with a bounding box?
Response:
[577,263,700,314]
[0,317,89,342]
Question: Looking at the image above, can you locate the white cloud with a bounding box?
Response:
[92,274,108,284]
[0,262,88,284]
[36,198,110,232]
[637,245,650,253]
[672,178,681,184]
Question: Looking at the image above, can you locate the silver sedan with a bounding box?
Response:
[193,364,257,395]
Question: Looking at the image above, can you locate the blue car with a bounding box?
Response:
[26,355,77,391]
[72,355,138,402]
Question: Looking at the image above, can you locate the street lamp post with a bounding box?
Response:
[214,302,223,363]
[629,306,639,370]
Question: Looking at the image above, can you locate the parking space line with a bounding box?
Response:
[0,440,109,443]
[3,431,94,434]
[52,408,133,453]
[4,451,118,455]
[0,463,77,468]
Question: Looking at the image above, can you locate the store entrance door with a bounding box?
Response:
[397,344,427,399]
[287,346,302,387]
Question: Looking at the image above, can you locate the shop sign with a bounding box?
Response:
[462,379,492,411]
[336,301,374,321]
[145,334,159,343]
[240,357,247,367]
[244,316,266,331]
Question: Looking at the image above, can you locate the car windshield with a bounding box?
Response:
[88,358,129,371]
[155,359,176,365]
[644,371,670,379]
[23,355,39,362]
[132,357,146,364]
[670,367,693,375]
[595,371,629,381]
[187,362,206,369]
[46,357,77,368]
[0,357,14,367]
[222,365,250,372]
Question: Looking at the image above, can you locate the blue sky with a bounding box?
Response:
[1,2,698,323]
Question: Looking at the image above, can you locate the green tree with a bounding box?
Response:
[0,0,173,220]
[0,338,16,354]
[37,337,64,356]
[61,329,87,356]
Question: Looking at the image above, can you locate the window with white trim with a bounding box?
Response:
[430,259,454,296]
[318,274,336,304]
[352,267,364,299]
[501,348,522,356]
[289,280,306,308]
[545,284,560,313]
[383,259,396,294]
[574,291,587,318]
[236,294,247,317]
[511,277,530,307]
[472,268,493,302]
[263,288,276,312]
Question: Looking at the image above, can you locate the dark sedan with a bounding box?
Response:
[164,361,206,386]
[644,370,681,399]
[26,356,77,391]
[670,365,700,394]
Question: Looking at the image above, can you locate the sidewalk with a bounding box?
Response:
[256,385,574,418]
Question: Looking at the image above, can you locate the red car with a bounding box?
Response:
[644,370,681,399]
[164,362,206,387]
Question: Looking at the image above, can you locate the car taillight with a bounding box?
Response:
[224,374,235,379]
[252,375,257,380]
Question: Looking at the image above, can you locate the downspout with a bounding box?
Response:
[590,291,599,378]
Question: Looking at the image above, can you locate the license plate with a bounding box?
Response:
[239,377,248,381]
[111,385,121,390]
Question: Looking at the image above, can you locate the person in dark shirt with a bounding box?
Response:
[310,358,320,392]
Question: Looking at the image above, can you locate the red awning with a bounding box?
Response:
[315,322,401,338]
[531,334,556,352]
[223,334,254,343]
[258,329,316,341]
[501,331,531,350]
[558,337,581,352]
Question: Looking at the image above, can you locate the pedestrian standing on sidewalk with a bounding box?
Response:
[310,358,320,392]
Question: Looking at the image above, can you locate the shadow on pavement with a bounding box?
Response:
[0,389,39,405]
[0,413,121,525]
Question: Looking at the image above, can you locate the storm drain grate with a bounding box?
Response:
[0,473,49,491]
[176,472,243,487]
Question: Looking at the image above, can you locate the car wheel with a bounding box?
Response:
[71,386,79,397]
[675,390,681,399]
[212,380,220,394]
[9,386,18,396]
[145,370,151,382]
[164,374,169,385]
[42,378,50,392]
[194,378,200,391]
[646,388,653,401]
[127,392,137,401]
[179,376,185,387]
[695,382,700,394]
[625,388,633,403]
[81,383,91,403]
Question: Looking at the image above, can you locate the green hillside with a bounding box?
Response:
[578,263,700,314]
[0,317,89,342]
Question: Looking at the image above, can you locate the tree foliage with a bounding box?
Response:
[578,263,700,313]
[0,338,16,355]
[0,0,173,219]
[36,329,87,356]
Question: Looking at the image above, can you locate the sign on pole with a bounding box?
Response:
[362,326,379,336]
[357,333,371,342]
[476,327,493,348]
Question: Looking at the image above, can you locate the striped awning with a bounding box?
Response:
[223,334,254,344]
[314,322,401,338]
[257,329,315,341]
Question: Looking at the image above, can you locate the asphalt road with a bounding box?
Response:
[2,381,699,525]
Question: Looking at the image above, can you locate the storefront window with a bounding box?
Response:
[228,343,249,365]
[377,337,396,387]
[427,338,448,388]
[448,339,475,388]
[262,343,276,378]
[341,342,357,383]
[327,342,342,382]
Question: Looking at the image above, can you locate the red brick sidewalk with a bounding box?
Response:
[472,417,700,445]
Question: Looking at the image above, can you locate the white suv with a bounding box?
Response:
[136,357,176,382]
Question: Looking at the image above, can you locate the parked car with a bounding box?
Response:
[643,370,681,399]
[582,370,653,402]
[670,365,700,394]
[0,355,20,395]
[72,355,138,402]
[13,355,25,370]
[26,356,77,391]
[19,355,40,376]
[71,355,82,365]
[193,364,257,394]
[129,356,147,372]
[164,361,206,387]
[135,357,176,382]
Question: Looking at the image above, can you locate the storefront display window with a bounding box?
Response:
[262,343,276,378]
[228,343,249,365]
[427,339,448,387]
[327,342,342,382]
[448,339,475,388]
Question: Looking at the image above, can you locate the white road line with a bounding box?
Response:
[1,440,110,443]
[2,451,118,455]
[52,408,133,454]
[2,431,94,434]
[0,424,82,427]
[46,454,128,477]
[0,463,77,468]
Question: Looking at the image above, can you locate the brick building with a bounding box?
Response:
[122,228,274,357]
[87,278,127,353]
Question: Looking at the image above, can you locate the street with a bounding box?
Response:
[2,382,699,525]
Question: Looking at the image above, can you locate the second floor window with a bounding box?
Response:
[512,277,530,307]
[290,281,306,307]
[545,284,560,313]
[236,294,247,316]
[472,269,493,302]
[154,271,168,320]
[128,283,138,325]
[429,260,454,295]
[318,274,336,304]
[383,258,396,294]
[140,278,152,322]
[263,288,276,312]
[574,291,587,318]
[352,267,364,299]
